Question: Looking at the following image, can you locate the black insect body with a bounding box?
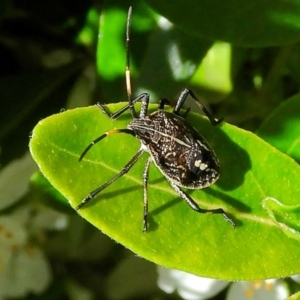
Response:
[129,108,220,190]
[76,7,235,231]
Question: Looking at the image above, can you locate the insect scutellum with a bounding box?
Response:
[76,6,235,231]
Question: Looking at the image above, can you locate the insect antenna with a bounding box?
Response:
[79,129,134,162]
[125,6,138,119]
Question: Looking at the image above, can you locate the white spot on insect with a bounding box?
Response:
[177,165,186,170]
[195,160,208,170]
[194,160,201,167]
[165,152,172,158]
[199,163,208,170]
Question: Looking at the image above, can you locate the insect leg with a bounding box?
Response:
[97,93,150,120]
[180,107,191,119]
[174,88,223,125]
[158,98,170,110]
[142,157,152,232]
[76,147,144,210]
[167,179,236,227]
[97,7,142,120]
[79,129,134,162]
[125,7,137,118]
[139,93,150,118]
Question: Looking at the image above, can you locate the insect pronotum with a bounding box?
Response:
[76,7,235,231]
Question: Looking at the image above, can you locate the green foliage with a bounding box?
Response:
[146,0,300,46]
[257,93,300,163]
[30,103,300,280]
[288,291,300,300]
[2,0,300,297]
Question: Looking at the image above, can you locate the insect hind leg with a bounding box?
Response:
[174,88,223,125]
[167,179,235,227]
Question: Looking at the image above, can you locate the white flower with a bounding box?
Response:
[226,279,288,300]
[0,152,69,298]
[291,274,300,284]
[157,267,228,300]
[157,267,290,300]
[0,217,51,298]
[0,153,37,211]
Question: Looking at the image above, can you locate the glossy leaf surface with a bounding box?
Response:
[257,93,300,163]
[30,103,300,280]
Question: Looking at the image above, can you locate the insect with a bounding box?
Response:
[76,7,235,231]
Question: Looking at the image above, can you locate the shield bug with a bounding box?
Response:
[76,7,235,231]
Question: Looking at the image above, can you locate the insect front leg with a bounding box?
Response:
[167,179,235,227]
[142,157,152,232]
[174,88,223,125]
[76,148,144,210]
[96,93,150,120]
[79,129,134,162]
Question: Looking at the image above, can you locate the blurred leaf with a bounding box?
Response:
[30,172,70,212]
[97,8,127,80]
[257,93,300,163]
[146,0,300,46]
[0,153,37,211]
[0,63,85,164]
[96,5,154,103]
[191,42,232,93]
[107,256,157,299]
[0,64,82,139]
[30,103,300,280]
[288,291,300,300]
[136,21,213,102]
[96,5,213,104]
[76,8,99,47]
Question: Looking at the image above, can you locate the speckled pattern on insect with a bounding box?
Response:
[76,7,235,231]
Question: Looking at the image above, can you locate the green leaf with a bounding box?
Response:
[97,8,127,80]
[135,23,213,101]
[96,5,212,103]
[145,0,300,46]
[29,103,300,280]
[95,5,154,102]
[30,172,71,213]
[288,291,300,300]
[257,93,300,163]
